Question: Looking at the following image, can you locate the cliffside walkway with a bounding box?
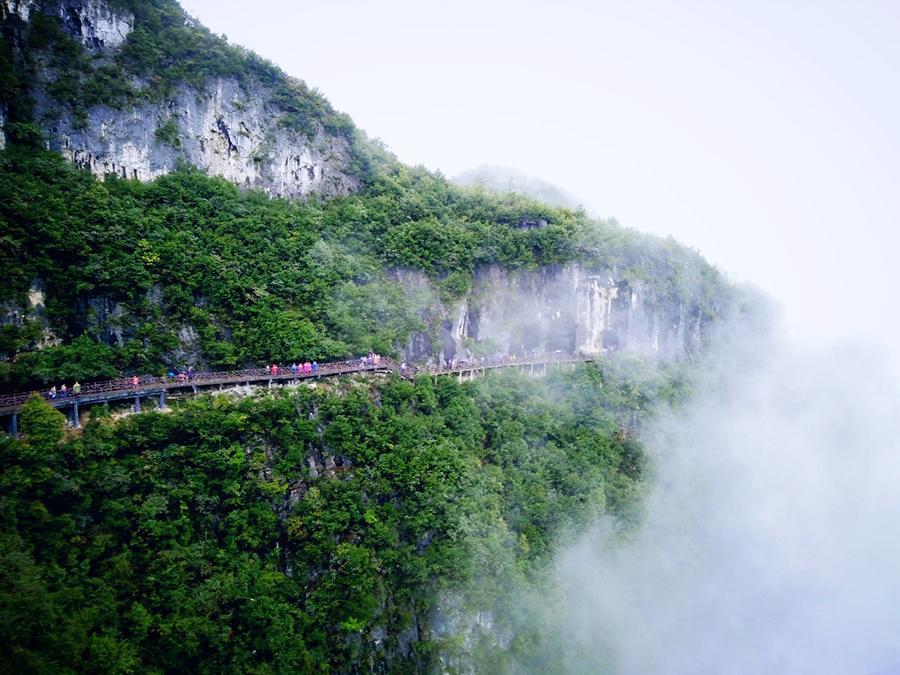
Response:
[0,353,594,435]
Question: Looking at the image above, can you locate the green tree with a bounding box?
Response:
[19,393,66,453]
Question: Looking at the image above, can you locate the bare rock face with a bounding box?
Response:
[3,0,35,23]
[50,77,361,196]
[4,0,131,49]
[395,263,716,364]
[4,0,363,198]
[60,0,133,51]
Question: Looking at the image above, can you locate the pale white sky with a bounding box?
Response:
[180,0,900,345]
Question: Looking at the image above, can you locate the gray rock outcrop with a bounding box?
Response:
[396,263,718,364]
[2,0,363,198]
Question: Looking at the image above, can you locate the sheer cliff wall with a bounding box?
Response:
[396,263,718,365]
[1,0,363,197]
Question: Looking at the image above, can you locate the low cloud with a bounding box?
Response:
[521,327,900,673]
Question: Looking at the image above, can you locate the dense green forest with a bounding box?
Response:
[0,2,736,671]
[0,140,725,391]
[0,0,729,392]
[0,358,690,672]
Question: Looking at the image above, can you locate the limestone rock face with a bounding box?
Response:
[61,0,133,51]
[3,0,363,198]
[4,0,131,49]
[3,0,35,23]
[396,263,715,364]
[50,77,361,196]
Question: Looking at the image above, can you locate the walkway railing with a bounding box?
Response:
[0,352,594,415]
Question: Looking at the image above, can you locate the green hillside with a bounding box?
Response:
[0,1,742,671]
[0,358,693,672]
[0,140,727,391]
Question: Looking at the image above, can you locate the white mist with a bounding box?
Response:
[542,330,900,674]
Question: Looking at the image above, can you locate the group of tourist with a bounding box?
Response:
[264,361,320,377]
[42,356,373,401]
[48,381,81,400]
[162,367,194,384]
[360,353,382,367]
[36,351,575,406]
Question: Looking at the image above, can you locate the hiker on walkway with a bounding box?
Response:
[72,381,81,395]
[131,375,139,389]
[177,372,186,384]
[303,361,312,375]
[49,385,57,400]
[271,363,279,376]
[291,362,298,376]
[187,366,194,382]
[60,383,68,398]
[311,361,318,375]
[264,364,271,376]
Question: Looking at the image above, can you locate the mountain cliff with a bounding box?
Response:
[1,0,383,197]
[0,0,734,389]
[0,0,756,672]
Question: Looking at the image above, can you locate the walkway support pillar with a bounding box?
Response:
[72,402,79,429]
[134,395,141,412]
[10,412,17,438]
[159,391,167,409]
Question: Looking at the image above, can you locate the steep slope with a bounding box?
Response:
[0,0,735,393]
[0,145,732,389]
[0,1,755,672]
[0,355,680,672]
[0,0,386,197]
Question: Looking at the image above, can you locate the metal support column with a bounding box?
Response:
[72,402,79,429]
[10,412,17,438]
[134,395,141,412]
[159,391,167,409]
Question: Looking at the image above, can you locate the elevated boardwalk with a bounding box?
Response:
[0,353,594,435]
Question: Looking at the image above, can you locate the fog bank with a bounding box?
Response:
[529,330,900,673]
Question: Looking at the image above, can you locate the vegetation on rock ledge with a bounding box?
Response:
[0,142,727,391]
